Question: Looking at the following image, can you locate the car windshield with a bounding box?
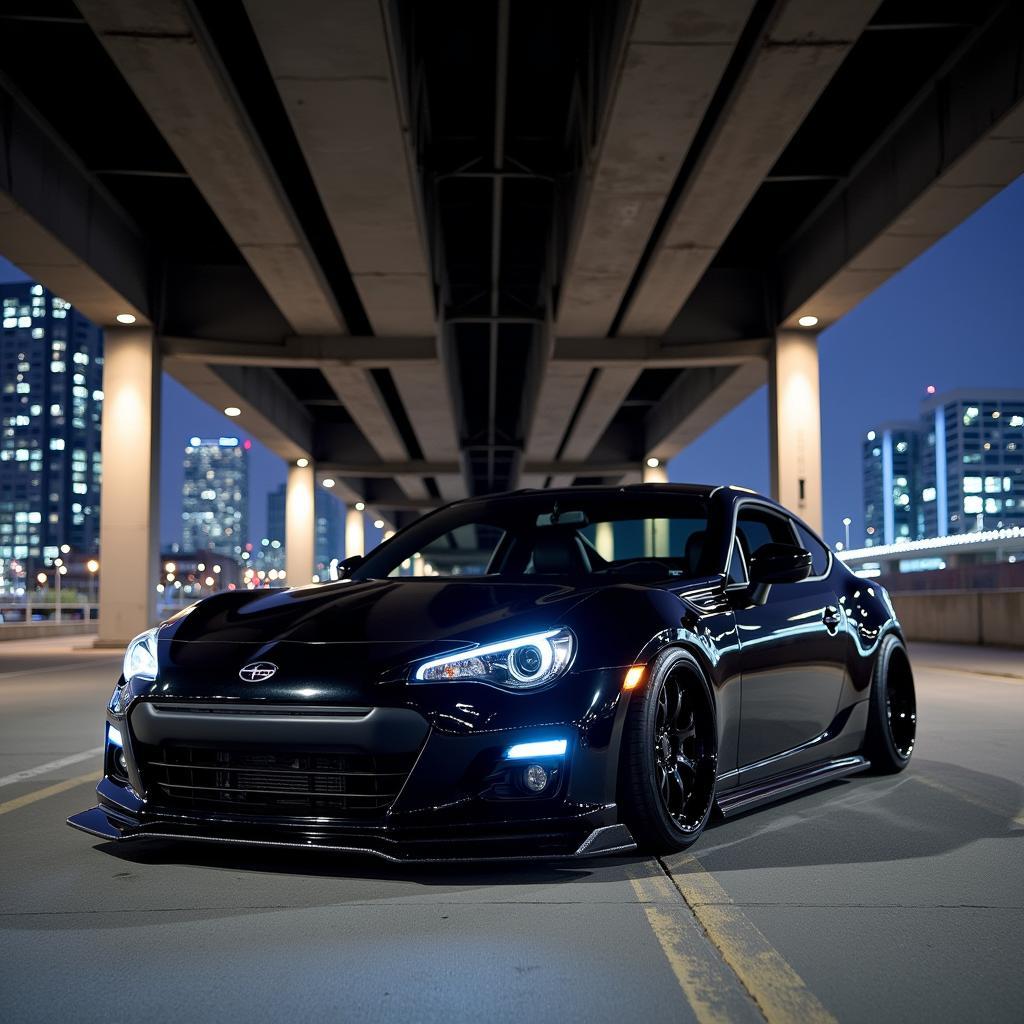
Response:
[350,492,714,581]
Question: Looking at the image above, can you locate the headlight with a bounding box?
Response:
[122,627,159,686]
[413,628,575,691]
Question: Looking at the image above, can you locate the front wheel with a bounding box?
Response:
[864,634,917,773]
[618,649,718,853]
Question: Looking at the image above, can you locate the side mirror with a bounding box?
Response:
[746,542,812,605]
[329,554,364,581]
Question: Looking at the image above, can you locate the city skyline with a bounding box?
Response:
[2,178,1024,558]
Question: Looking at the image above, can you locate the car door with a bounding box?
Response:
[730,502,847,778]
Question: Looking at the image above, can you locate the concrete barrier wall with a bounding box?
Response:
[0,622,98,642]
[891,590,1023,648]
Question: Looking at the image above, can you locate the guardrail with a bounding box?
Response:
[0,602,98,624]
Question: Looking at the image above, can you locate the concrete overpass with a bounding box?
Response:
[2,0,1024,641]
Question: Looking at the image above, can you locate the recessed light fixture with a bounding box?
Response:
[323,478,335,488]
[373,519,384,529]
[115,312,136,325]
[224,406,241,417]
[355,501,366,511]
[646,457,660,469]
[797,314,819,327]
[296,457,309,468]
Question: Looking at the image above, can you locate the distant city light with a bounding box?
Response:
[797,314,819,327]
[646,457,660,469]
[296,458,309,468]
[323,478,335,488]
[60,544,70,553]
[926,384,936,395]
[36,572,46,584]
[355,501,366,511]
[842,517,852,526]
[224,406,241,417]
[165,562,176,573]
[866,430,876,441]
[86,559,99,573]
[115,312,136,324]
[190,436,201,446]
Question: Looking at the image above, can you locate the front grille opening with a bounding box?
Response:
[141,746,416,818]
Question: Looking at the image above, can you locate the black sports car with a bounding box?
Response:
[68,484,916,861]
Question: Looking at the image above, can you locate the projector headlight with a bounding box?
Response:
[413,628,575,691]
[122,627,159,687]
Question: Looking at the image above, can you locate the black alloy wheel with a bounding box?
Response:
[620,649,718,852]
[865,634,917,773]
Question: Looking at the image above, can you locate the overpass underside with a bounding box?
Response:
[2,0,1024,640]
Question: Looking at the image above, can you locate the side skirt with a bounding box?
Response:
[715,755,870,819]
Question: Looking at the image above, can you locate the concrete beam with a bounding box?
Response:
[161,335,437,367]
[78,0,343,335]
[245,0,435,336]
[644,361,767,463]
[163,357,313,464]
[0,74,149,326]
[552,336,770,367]
[390,359,467,500]
[778,4,1024,328]
[317,459,640,478]
[557,1,753,337]
[621,0,876,336]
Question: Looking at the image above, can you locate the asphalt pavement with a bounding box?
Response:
[1,635,1021,1024]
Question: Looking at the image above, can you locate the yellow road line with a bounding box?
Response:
[662,854,838,1024]
[912,773,1024,827]
[0,772,96,817]
[629,866,760,1024]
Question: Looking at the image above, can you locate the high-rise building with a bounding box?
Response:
[264,481,343,577]
[181,436,250,556]
[921,389,1024,537]
[0,283,103,576]
[862,422,921,546]
[314,488,343,577]
[862,388,1024,545]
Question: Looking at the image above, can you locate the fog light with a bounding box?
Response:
[523,763,549,793]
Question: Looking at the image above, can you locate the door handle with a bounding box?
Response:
[822,606,842,632]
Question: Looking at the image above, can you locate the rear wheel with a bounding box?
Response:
[619,649,717,853]
[864,634,916,773]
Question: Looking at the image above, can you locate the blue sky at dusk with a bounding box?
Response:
[3,175,1023,551]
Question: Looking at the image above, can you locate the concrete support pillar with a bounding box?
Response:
[345,507,365,559]
[96,326,160,646]
[769,331,823,533]
[594,521,615,561]
[641,461,670,555]
[285,463,314,585]
[642,461,668,484]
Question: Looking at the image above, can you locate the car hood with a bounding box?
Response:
[151,579,598,702]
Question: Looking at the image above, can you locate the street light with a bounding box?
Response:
[842,517,852,549]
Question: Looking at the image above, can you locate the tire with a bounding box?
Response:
[618,648,718,853]
[864,634,917,773]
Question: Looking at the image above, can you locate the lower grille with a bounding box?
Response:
[142,746,416,817]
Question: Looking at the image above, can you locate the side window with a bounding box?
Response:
[726,537,747,585]
[793,521,831,577]
[735,506,795,561]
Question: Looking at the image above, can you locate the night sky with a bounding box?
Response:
[3,175,1023,551]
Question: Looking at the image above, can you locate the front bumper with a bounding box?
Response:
[67,803,636,862]
[69,666,635,861]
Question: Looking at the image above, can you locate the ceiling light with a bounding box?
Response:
[646,457,660,469]
[323,478,335,488]
[224,406,241,417]
[355,501,365,511]
[296,458,309,468]
[115,313,136,325]
[373,519,384,529]
[797,314,819,327]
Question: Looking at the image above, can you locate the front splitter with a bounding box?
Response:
[67,805,636,862]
